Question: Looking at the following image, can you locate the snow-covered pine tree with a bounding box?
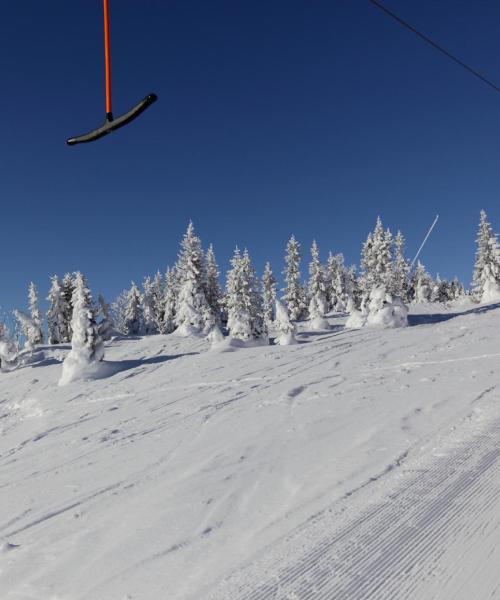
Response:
[360,217,393,299]
[324,252,337,311]
[175,222,210,335]
[308,295,330,330]
[162,267,177,334]
[59,272,104,385]
[450,277,465,300]
[124,282,143,335]
[262,261,277,325]
[472,210,500,302]
[393,231,410,301]
[13,310,37,351]
[151,271,165,333]
[412,261,433,303]
[274,300,297,345]
[308,240,327,315]
[359,231,374,298]
[28,282,44,345]
[110,290,129,334]
[242,249,266,340]
[325,253,348,312]
[47,275,68,345]
[61,273,75,342]
[283,235,307,321]
[226,248,266,341]
[345,265,360,312]
[226,248,251,340]
[440,279,453,303]
[97,294,115,341]
[334,254,347,311]
[205,244,223,325]
[430,275,451,303]
[0,320,10,344]
[141,276,157,335]
[381,227,394,290]
[0,320,17,368]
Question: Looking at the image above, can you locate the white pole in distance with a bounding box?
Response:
[410,214,439,269]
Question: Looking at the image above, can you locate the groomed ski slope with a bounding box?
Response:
[1,301,500,599]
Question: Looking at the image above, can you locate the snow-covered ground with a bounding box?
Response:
[2,301,500,599]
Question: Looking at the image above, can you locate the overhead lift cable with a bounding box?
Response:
[368,0,500,94]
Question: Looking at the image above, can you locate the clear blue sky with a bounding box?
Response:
[2,1,500,315]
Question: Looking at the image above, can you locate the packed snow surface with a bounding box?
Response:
[2,301,500,599]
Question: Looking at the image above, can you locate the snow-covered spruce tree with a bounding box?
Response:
[47,275,69,345]
[61,273,75,342]
[242,249,266,340]
[226,248,250,339]
[308,295,330,330]
[430,275,452,304]
[360,217,393,299]
[98,294,115,341]
[110,290,129,334]
[283,235,307,321]
[411,261,433,303]
[151,271,165,333]
[308,240,327,315]
[28,283,44,345]
[0,321,10,346]
[334,254,348,311]
[162,267,177,334]
[226,248,266,341]
[472,210,500,302]
[380,228,394,291]
[141,276,157,335]
[0,320,17,369]
[59,272,104,385]
[359,231,373,298]
[205,244,223,325]
[393,231,410,301]
[124,282,143,335]
[274,300,297,345]
[175,222,210,336]
[345,265,360,312]
[262,261,277,326]
[324,252,338,311]
[450,277,465,300]
[13,310,38,351]
[324,252,347,311]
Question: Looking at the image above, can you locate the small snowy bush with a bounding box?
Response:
[366,286,408,328]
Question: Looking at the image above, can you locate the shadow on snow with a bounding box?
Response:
[408,302,500,327]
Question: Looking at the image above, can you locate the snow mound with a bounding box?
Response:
[365,287,408,329]
[206,325,225,346]
[345,309,367,329]
[367,296,408,328]
[211,336,269,352]
[59,355,112,386]
[175,322,202,337]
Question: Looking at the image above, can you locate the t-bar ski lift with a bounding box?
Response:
[67,0,157,145]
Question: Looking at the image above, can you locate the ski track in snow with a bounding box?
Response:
[207,413,500,600]
[2,301,500,599]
